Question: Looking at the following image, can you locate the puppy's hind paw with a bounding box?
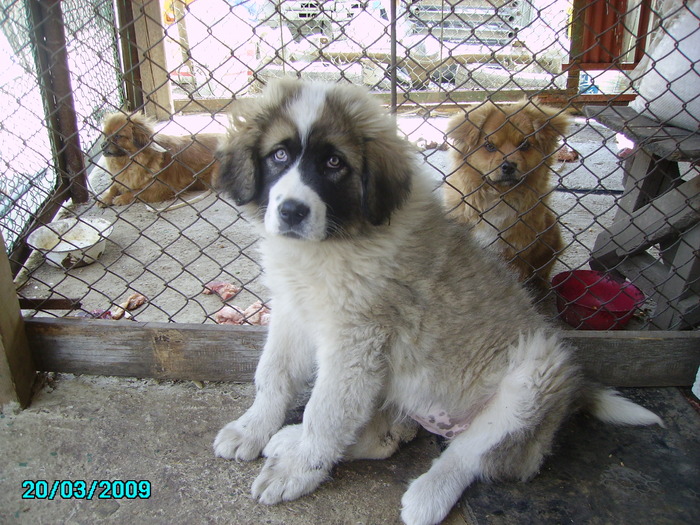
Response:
[213,420,268,461]
[400,471,463,525]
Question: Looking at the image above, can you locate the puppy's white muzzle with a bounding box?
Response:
[264,168,327,241]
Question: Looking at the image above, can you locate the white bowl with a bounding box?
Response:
[27,217,113,269]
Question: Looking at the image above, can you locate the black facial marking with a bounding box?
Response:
[257,137,302,208]
[295,139,360,231]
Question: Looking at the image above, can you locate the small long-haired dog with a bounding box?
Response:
[98,112,221,206]
[445,100,571,291]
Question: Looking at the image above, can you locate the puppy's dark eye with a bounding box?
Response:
[520,140,531,151]
[273,148,288,163]
[484,141,497,152]
[326,155,343,169]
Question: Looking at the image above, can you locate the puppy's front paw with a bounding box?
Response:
[401,470,461,525]
[112,194,134,206]
[252,450,328,505]
[213,419,270,461]
[96,193,112,207]
[263,424,302,458]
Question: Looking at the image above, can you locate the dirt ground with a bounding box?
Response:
[0,374,697,524]
[15,114,631,326]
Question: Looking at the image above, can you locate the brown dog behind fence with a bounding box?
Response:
[445,100,572,293]
[98,113,222,207]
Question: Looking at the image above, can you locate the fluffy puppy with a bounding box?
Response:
[445,100,571,291]
[212,80,661,525]
[98,112,221,206]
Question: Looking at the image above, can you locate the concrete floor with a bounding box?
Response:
[1,374,698,525]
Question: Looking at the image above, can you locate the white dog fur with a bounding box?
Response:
[212,80,662,525]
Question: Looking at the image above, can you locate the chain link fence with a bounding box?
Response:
[1,0,698,330]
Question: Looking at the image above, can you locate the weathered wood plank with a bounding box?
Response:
[591,175,700,261]
[654,223,700,329]
[24,317,700,387]
[616,253,669,298]
[591,150,680,268]
[568,330,699,386]
[26,318,264,382]
[0,233,35,410]
[17,297,82,310]
[620,151,680,214]
[584,106,700,161]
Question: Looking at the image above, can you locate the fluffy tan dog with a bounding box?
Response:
[98,112,221,206]
[445,100,571,291]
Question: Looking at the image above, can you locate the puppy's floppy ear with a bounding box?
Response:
[215,103,261,206]
[215,81,302,206]
[361,135,412,226]
[447,103,490,153]
[129,114,156,150]
[448,115,478,150]
[526,99,572,151]
[102,113,120,135]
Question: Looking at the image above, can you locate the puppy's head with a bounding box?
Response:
[448,100,571,189]
[101,112,163,157]
[215,79,413,241]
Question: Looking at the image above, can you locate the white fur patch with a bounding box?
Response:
[287,83,331,145]
[473,201,518,248]
[590,389,664,427]
[264,165,327,240]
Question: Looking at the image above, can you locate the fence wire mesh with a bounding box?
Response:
[1,0,698,331]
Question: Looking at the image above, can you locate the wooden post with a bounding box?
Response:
[132,0,174,119]
[0,232,35,411]
[28,0,89,204]
[115,0,145,111]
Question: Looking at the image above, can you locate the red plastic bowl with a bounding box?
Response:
[551,270,645,330]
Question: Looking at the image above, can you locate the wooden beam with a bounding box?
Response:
[132,0,173,118]
[653,223,700,329]
[0,233,36,410]
[24,317,700,387]
[115,0,144,111]
[173,88,572,115]
[569,330,699,387]
[17,297,82,311]
[592,176,700,261]
[35,0,89,204]
[616,252,669,297]
[26,318,264,382]
[584,106,700,161]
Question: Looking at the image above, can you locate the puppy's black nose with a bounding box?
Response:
[278,199,310,227]
[501,161,517,176]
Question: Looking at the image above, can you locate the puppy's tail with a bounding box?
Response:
[585,387,664,427]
